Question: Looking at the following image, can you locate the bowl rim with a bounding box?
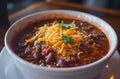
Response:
[5,10,118,73]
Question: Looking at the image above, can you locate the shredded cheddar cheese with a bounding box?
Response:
[26,21,86,60]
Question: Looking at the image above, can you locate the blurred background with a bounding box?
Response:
[0,0,120,30]
[6,0,120,15]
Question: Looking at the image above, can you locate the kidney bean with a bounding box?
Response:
[45,52,55,63]
[36,44,42,52]
[33,53,38,59]
[71,55,78,63]
[57,59,68,68]
[33,52,44,60]
[24,45,32,54]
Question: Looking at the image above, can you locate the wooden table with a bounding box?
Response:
[0,1,120,52]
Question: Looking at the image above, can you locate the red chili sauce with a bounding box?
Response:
[13,19,109,68]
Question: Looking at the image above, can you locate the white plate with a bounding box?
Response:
[0,48,120,79]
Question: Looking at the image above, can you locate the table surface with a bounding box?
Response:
[0,1,120,53]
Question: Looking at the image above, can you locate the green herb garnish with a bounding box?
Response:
[59,20,66,29]
[62,34,71,44]
[59,20,76,29]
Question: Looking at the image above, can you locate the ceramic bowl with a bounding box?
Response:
[5,10,118,79]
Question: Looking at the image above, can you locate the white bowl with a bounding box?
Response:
[5,10,118,79]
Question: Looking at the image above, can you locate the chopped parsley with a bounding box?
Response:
[59,20,65,29]
[59,20,75,29]
[62,34,71,44]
